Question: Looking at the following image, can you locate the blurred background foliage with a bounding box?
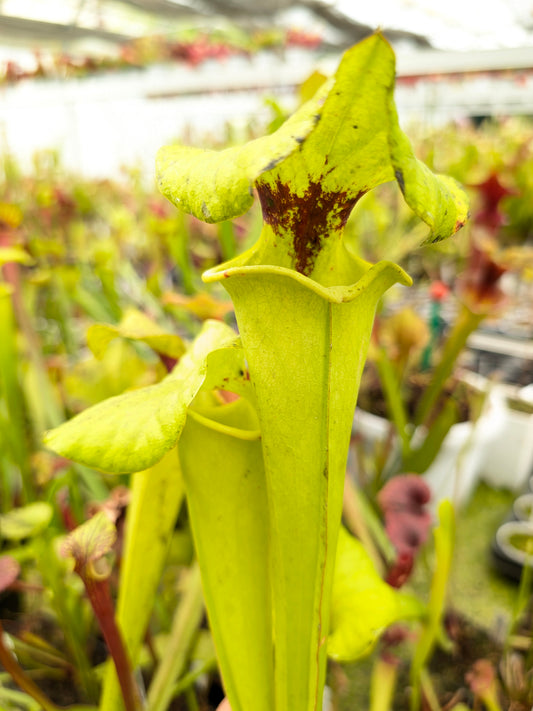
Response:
[1,89,533,709]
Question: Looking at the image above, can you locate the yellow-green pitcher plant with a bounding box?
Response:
[44,33,468,711]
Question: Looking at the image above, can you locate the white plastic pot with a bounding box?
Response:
[478,385,533,492]
[421,418,493,509]
[352,406,495,511]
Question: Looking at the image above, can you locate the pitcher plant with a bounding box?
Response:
[44,32,468,711]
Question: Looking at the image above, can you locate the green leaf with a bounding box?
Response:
[0,286,29,489]
[100,449,185,711]
[375,346,410,456]
[328,527,424,662]
[179,394,273,711]
[45,379,186,473]
[0,503,53,541]
[388,99,469,245]
[87,308,185,360]
[403,398,459,473]
[146,563,204,711]
[410,500,455,707]
[43,320,239,474]
[156,77,332,223]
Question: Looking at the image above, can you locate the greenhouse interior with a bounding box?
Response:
[1,2,533,711]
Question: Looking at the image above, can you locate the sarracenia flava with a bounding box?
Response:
[45,33,468,711]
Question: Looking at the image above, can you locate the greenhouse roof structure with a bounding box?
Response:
[1,0,533,53]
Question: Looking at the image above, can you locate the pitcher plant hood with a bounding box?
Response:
[157,32,468,293]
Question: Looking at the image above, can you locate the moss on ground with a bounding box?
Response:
[451,482,518,629]
[334,482,524,710]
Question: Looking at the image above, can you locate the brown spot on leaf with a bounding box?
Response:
[257,177,363,275]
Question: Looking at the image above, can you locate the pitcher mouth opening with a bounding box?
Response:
[202,259,412,305]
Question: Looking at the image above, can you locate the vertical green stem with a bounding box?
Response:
[146,563,204,711]
[370,657,398,711]
[184,687,200,711]
[375,347,410,456]
[49,272,78,356]
[343,475,395,571]
[0,429,11,512]
[8,266,64,431]
[413,305,484,428]
[0,284,32,503]
[100,450,184,711]
[410,501,455,711]
[419,668,442,711]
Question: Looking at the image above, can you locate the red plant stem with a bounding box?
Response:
[0,622,60,711]
[83,575,143,711]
